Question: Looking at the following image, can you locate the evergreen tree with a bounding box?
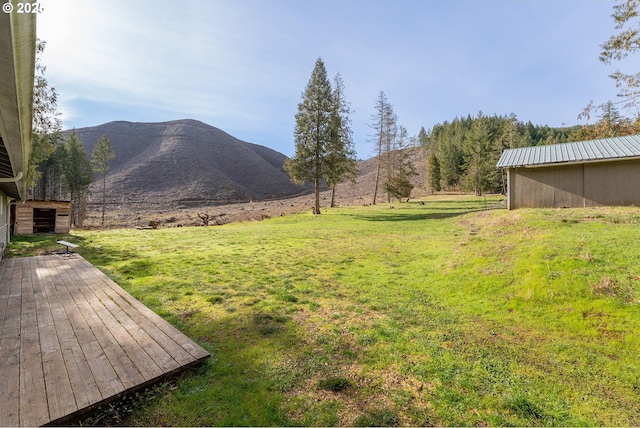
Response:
[382,125,417,202]
[29,39,62,194]
[91,134,116,225]
[381,110,399,203]
[60,131,93,226]
[461,113,499,196]
[285,58,353,214]
[418,126,430,148]
[439,129,463,189]
[426,149,441,193]
[326,73,358,207]
[595,101,633,137]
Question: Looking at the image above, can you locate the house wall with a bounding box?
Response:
[0,192,9,259]
[15,200,71,234]
[508,159,640,209]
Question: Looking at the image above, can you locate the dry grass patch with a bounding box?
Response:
[283,362,434,426]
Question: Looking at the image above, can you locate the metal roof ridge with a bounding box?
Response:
[496,134,640,168]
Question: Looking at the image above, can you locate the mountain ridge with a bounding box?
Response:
[70,119,312,205]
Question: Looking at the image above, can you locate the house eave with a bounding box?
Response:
[0,7,36,200]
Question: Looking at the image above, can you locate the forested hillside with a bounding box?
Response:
[424,106,640,195]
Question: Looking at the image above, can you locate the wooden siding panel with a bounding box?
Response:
[511,165,584,209]
[584,159,640,206]
[15,205,33,235]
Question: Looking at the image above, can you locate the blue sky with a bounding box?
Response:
[37,0,627,157]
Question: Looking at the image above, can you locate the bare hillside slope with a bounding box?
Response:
[73,119,312,205]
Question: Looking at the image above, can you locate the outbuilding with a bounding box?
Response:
[13,200,71,235]
[497,135,640,210]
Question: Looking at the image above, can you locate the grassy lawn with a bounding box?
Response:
[8,196,640,426]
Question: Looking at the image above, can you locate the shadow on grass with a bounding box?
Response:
[353,204,502,222]
[113,306,312,426]
[5,234,149,286]
[6,238,303,426]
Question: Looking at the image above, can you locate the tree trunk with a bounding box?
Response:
[101,173,106,225]
[314,178,321,214]
[330,185,336,207]
[373,158,381,205]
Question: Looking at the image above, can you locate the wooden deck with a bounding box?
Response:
[0,254,210,426]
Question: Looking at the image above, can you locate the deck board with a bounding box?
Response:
[0,254,210,426]
[0,259,21,427]
[33,257,78,421]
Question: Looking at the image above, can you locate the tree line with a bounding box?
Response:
[423,106,640,195]
[424,113,579,195]
[31,131,115,227]
[29,40,115,226]
[289,1,640,202]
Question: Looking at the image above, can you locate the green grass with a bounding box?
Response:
[7,196,640,426]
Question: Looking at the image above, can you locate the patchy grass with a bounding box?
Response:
[318,377,353,392]
[7,196,640,426]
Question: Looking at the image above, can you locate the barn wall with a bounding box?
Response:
[510,164,584,209]
[584,159,640,206]
[15,200,71,235]
[508,159,640,209]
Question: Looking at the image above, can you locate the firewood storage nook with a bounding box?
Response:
[14,200,71,234]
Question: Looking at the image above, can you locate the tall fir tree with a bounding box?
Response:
[426,149,441,193]
[461,113,498,196]
[326,73,358,207]
[418,126,430,148]
[60,131,93,226]
[285,58,354,214]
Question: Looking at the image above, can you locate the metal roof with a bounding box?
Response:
[496,134,640,168]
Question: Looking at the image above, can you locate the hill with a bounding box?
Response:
[72,119,312,206]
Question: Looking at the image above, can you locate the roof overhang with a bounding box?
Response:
[0,4,36,200]
[505,155,640,169]
[497,135,640,171]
